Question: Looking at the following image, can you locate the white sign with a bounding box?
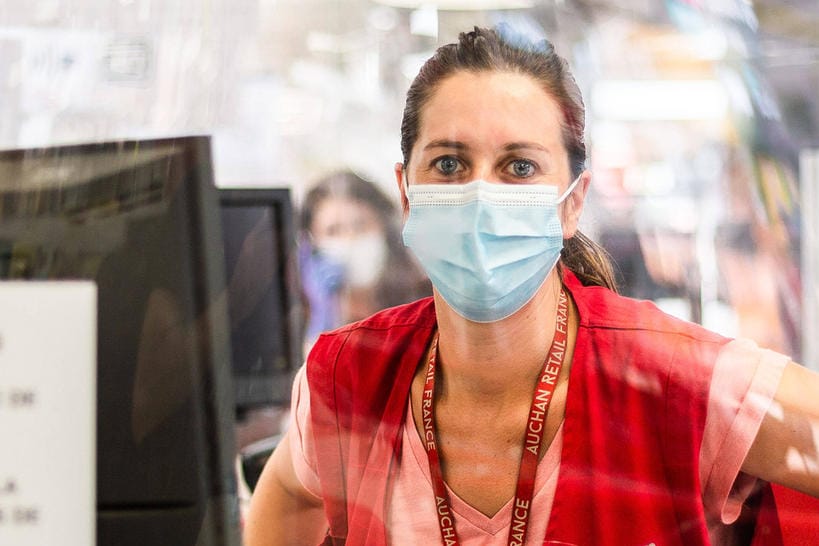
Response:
[0,282,97,546]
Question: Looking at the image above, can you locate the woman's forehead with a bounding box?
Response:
[416,70,565,150]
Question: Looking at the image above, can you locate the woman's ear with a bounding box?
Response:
[395,162,409,218]
[561,170,591,239]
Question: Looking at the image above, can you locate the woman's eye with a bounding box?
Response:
[509,159,536,178]
[434,156,461,175]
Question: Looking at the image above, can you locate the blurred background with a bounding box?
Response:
[1,0,817,531]
[0,1,815,365]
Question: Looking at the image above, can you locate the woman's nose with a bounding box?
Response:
[471,162,500,183]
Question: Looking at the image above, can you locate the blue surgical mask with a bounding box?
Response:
[402,178,579,322]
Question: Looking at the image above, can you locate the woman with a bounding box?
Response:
[299,170,431,350]
[245,27,819,545]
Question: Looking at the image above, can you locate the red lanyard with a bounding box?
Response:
[422,288,570,546]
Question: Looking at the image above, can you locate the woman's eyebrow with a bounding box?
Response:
[502,142,551,154]
[422,139,468,151]
[421,140,553,155]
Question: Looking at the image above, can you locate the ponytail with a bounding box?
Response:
[560,230,619,292]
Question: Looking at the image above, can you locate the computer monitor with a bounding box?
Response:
[0,136,241,546]
[218,187,303,416]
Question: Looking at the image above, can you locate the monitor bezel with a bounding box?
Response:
[218,186,303,414]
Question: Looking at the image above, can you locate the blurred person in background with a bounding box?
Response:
[298,170,431,351]
[246,27,819,546]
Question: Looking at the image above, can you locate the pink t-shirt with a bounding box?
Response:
[289,338,789,545]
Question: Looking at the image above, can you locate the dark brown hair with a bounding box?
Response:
[399,26,617,291]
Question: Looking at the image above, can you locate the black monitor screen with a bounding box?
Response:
[0,136,240,546]
[219,188,303,415]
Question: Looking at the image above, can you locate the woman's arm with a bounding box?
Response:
[243,430,328,546]
[742,361,819,497]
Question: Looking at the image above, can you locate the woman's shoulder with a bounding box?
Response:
[329,296,437,338]
[306,296,436,386]
[565,271,726,345]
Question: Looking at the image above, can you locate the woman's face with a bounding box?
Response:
[405,70,573,187]
[396,69,588,236]
[310,196,383,243]
[309,195,389,289]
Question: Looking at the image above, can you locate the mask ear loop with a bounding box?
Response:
[556,173,582,204]
[401,164,410,196]
[400,167,411,219]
